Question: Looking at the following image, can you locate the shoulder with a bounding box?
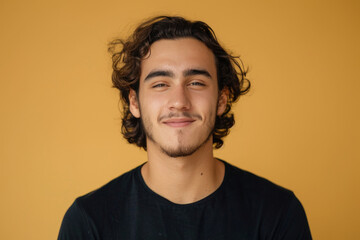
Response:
[58,165,143,239]
[222,160,312,239]
[76,164,143,211]
[224,160,294,202]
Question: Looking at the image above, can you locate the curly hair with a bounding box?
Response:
[109,16,250,150]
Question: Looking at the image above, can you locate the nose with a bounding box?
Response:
[168,84,191,111]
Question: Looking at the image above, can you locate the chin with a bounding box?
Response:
[160,145,199,158]
[159,137,211,158]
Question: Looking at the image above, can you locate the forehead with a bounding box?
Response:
[140,38,216,78]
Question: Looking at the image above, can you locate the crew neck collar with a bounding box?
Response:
[136,159,228,207]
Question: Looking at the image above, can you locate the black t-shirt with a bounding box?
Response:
[58,160,312,239]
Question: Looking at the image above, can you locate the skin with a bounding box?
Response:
[129,38,228,204]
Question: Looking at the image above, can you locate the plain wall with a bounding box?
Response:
[1,0,359,239]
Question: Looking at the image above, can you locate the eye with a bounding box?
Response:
[188,81,206,87]
[152,83,168,88]
[191,82,204,86]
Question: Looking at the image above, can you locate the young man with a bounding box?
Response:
[58,16,312,239]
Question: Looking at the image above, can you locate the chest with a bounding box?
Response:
[100,196,259,240]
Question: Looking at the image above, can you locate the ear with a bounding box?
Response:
[129,89,141,118]
[217,88,229,116]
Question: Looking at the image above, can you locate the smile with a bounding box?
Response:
[162,118,196,128]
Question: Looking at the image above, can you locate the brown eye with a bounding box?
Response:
[152,83,167,88]
[188,81,206,88]
[190,82,205,86]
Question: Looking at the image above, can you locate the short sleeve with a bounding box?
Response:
[57,200,97,240]
[274,193,312,240]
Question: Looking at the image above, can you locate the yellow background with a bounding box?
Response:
[1,0,359,239]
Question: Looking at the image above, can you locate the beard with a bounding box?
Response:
[148,126,214,158]
[140,111,216,158]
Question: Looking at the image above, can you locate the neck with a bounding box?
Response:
[141,139,225,204]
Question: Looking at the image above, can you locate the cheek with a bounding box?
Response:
[139,93,164,119]
[196,97,218,120]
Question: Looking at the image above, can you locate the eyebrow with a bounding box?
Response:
[144,70,174,81]
[184,69,212,79]
[144,68,212,81]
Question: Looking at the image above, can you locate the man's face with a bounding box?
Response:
[129,38,227,157]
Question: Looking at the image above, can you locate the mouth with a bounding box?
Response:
[162,118,196,128]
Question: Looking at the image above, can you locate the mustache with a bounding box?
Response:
[158,112,202,122]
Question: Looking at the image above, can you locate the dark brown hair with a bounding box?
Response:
[109,16,250,150]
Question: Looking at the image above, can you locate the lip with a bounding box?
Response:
[162,118,195,128]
